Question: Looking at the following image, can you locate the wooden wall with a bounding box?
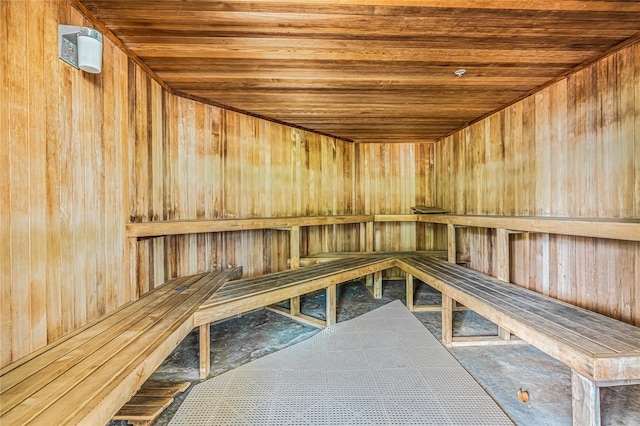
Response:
[1,0,144,366]
[1,0,434,367]
[356,143,436,253]
[135,108,436,287]
[134,100,364,288]
[434,42,640,325]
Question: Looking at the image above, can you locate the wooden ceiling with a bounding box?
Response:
[78,0,640,143]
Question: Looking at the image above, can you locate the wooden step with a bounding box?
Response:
[112,381,190,426]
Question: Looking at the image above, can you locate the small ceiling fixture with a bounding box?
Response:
[454,69,467,77]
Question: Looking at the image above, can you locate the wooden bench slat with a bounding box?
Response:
[412,257,640,351]
[205,257,390,305]
[429,259,640,346]
[214,257,374,292]
[195,258,396,326]
[1,268,241,426]
[402,257,626,354]
[0,273,212,417]
[134,381,190,395]
[0,273,198,378]
[28,269,240,425]
[302,250,447,258]
[114,395,175,408]
[400,257,613,356]
[0,273,207,396]
[416,255,640,341]
[3,286,204,424]
[397,256,640,381]
[112,401,173,419]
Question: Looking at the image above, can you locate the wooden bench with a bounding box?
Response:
[0,268,241,426]
[297,250,448,266]
[396,255,640,426]
[194,256,396,377]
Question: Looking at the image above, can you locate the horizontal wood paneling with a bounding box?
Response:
[434,43,640,325]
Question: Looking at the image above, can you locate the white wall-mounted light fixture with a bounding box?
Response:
[58,25,103,74]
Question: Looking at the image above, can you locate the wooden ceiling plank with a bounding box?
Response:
[77,0,640,143]
[81,0,640,14]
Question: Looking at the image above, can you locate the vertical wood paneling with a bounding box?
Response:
[143,101,367,281]
[353,143,436,277]
[435,43,640,325]
[0,0,10,368]
[6,0,30,362]
[1,0,157,367]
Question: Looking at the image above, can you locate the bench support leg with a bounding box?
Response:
[199,324,210,380]
[441,294,453,347]
[290,296,300,316]
[365,274,373,293]
[326,285,337,326]
[498,327,511,341]
[406,274,414,311]
[373,270,383,299]
[572,370,600,426]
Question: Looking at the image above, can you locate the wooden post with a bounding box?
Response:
[366,220,375,288]
[373,270,383,299]
[326,285,337,326]
[199,324,210,380]
[290,295,300,316]
[406,273,414,311]
[289,226,301,314]
[496,228,512,341]
[441,294,453,347]
[447,223,456,263]
[572,370,601,426]
[127,238,138,300]
[496,228,510,282]
[289,226,300,268]
[366,221,374,252]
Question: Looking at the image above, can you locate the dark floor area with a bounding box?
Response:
[109,279,640,426]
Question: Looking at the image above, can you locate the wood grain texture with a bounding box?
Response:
[0,0,147,366]
[435,42,640,326]
[77,0,640,143]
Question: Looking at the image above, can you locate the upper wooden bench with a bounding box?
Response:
[396,255,640,425]
[0,268,241,426]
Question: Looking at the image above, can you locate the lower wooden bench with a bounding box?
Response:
[0,267,241,426]
[396,255,640,426]
[194,256,397,378]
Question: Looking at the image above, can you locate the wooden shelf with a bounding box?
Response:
[126,214,639,242]
[414,214,640,242]
[126,215,374,237]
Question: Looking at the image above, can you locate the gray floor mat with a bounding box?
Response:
[169,300,513,425]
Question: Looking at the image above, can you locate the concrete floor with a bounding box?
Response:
[109,279,640,426]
